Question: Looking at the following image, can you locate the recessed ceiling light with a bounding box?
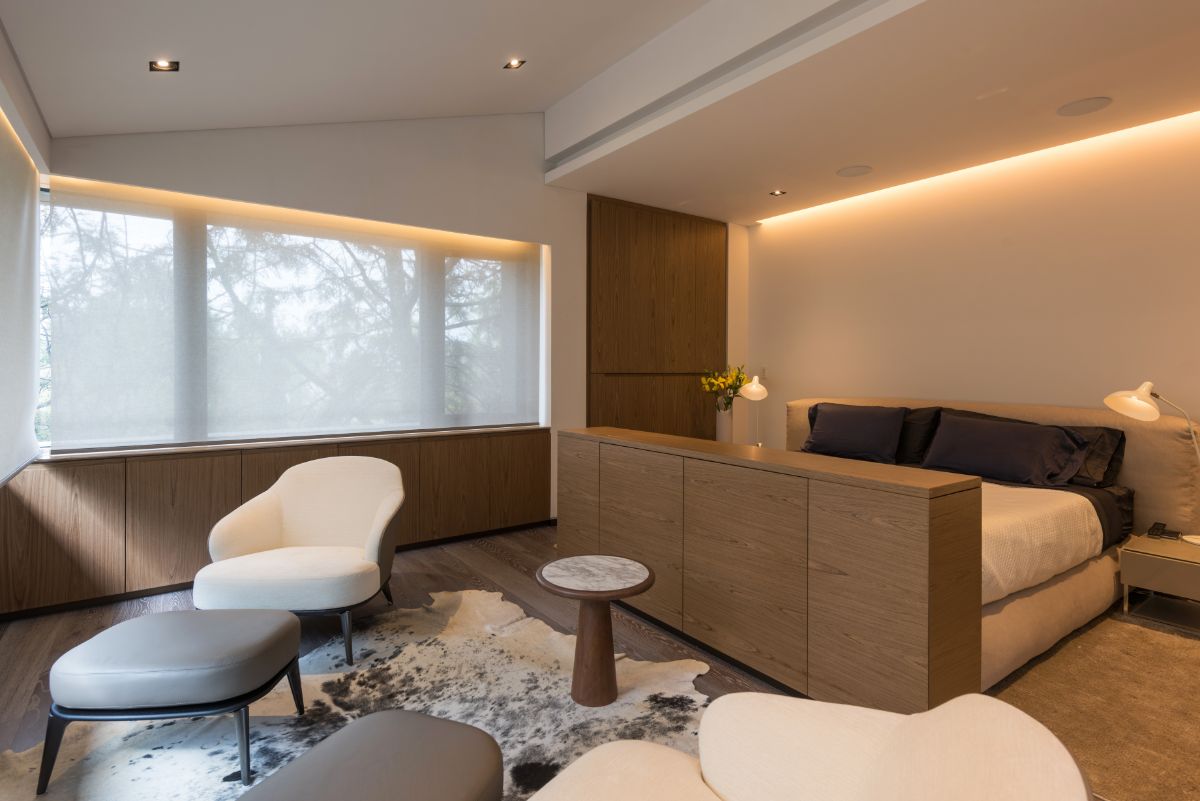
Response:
[1056,96,1112,117]
[768,189,787,196]
[503,58,526,70]
[836,164,873,178]
[149,59,179,72]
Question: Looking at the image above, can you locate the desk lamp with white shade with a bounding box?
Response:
[1104,381,1200,545]
[738,375,768,447]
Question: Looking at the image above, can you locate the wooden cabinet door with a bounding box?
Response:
[0,460,125,613]
[338,440,422,546]
[598,444,683,629]
[419,436,492,539]
[557,436,599,557]
[683,459,808,691]
[488,430,551,530]
[126,452,241,591]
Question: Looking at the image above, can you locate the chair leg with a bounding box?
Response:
[234,706,252,786]
[286,659,305,715]
[36,712,70,795]
[381,579,394,606]
[340,610,354,665]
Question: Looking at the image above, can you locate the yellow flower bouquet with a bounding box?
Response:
[701,365,747,412]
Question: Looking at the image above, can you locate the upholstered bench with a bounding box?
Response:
[241,710,503,801]
[37,609,303,794]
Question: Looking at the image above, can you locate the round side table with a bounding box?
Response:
[535,555,655,707]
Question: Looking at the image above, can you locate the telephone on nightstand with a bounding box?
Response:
[1147,522,1182,540]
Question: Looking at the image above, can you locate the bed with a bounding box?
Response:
[786,397,1200,689]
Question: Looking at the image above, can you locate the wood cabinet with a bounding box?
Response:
[0,427,550,617]
[559,427,981,713]
[683,459,808,692]
[587,195,726,439]
[126,452,241,592]
[599,443,684,629]
[556,436,600,557]
[0,460,126,614]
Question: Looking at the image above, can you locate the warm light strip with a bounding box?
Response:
[0,104,37,173]
[49,175,539,256]
[756,109,1200,225]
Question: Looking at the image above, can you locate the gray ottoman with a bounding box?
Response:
[38,609,303,794]
[242,710,502,801]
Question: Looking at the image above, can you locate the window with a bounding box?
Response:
[39,178,543,451]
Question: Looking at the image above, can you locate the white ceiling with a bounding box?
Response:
[0,0,704,137]
[547,0,1200,224]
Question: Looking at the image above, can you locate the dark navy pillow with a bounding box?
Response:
[802,403,909,464]
[922,413,1089,486]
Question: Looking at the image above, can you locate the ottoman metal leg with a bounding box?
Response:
[381,580,394,606]
[35,712,70,795]
[234,705,252,785]
[286,659,305,715]
[340,610,354,665]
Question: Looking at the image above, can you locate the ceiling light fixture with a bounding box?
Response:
[1056,96,1112,117]
[768,189,787,196]
[149,59,180,72]
[503,58,526,70]
[836,164,873,178]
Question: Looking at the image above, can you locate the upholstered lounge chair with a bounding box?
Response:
[530,693,1090,801]
[193,456,404,664]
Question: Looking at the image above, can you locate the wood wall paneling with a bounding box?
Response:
[241,445,338,501]
[488,429,551,530]
[125,452,241,592]
[588,374,715,439]
[682,459,809,691]
[556,436,600,557]
[337,440,422,546]
[419,436,492,539]
[0,461,126,614]
[598,443,684,628]
[807,481,932,713]
[587,195,727,440]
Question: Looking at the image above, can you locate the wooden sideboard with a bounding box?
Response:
[557,427,982,713]
[0,427,550,617]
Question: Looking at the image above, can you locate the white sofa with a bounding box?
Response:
[530,693,1090,801]
[193,456,404,664]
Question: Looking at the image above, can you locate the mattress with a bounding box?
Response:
[981,482,1103,605]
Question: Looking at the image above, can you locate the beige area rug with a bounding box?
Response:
[0,591,709,801]
[993,610,1200,801]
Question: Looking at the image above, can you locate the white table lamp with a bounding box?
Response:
[738,375,768,447]
[1104,381,1200,545]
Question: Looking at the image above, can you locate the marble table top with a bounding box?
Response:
[539,555,650,593]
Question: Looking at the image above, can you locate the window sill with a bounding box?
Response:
[35,423,547,463]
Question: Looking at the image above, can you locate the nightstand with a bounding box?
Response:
[1120,535,1200,615]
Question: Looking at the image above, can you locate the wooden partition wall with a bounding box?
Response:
[558,427,982,714]
[0,427,550,616]
[588,196,727,439]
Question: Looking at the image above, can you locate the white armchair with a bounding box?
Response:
[193,456,404,664]
[530,693,1090,801]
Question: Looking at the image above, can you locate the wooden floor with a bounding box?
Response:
[0,525,779,754]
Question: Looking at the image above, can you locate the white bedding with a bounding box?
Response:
[981,482,1103,605]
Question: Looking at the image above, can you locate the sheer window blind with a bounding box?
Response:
[41,178,543,451]
[0,110,39,483]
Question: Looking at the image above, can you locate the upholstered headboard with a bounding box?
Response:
[786,397,1200,534]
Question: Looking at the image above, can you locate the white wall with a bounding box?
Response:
[0,22,48,170]
[53,112,587,512]
[747,110,1200,450]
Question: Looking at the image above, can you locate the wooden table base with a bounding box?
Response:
[572,599,617,706]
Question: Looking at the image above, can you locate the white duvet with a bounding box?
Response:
[981,482,1103,605]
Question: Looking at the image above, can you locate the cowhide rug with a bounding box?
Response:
[0,591,709,801]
